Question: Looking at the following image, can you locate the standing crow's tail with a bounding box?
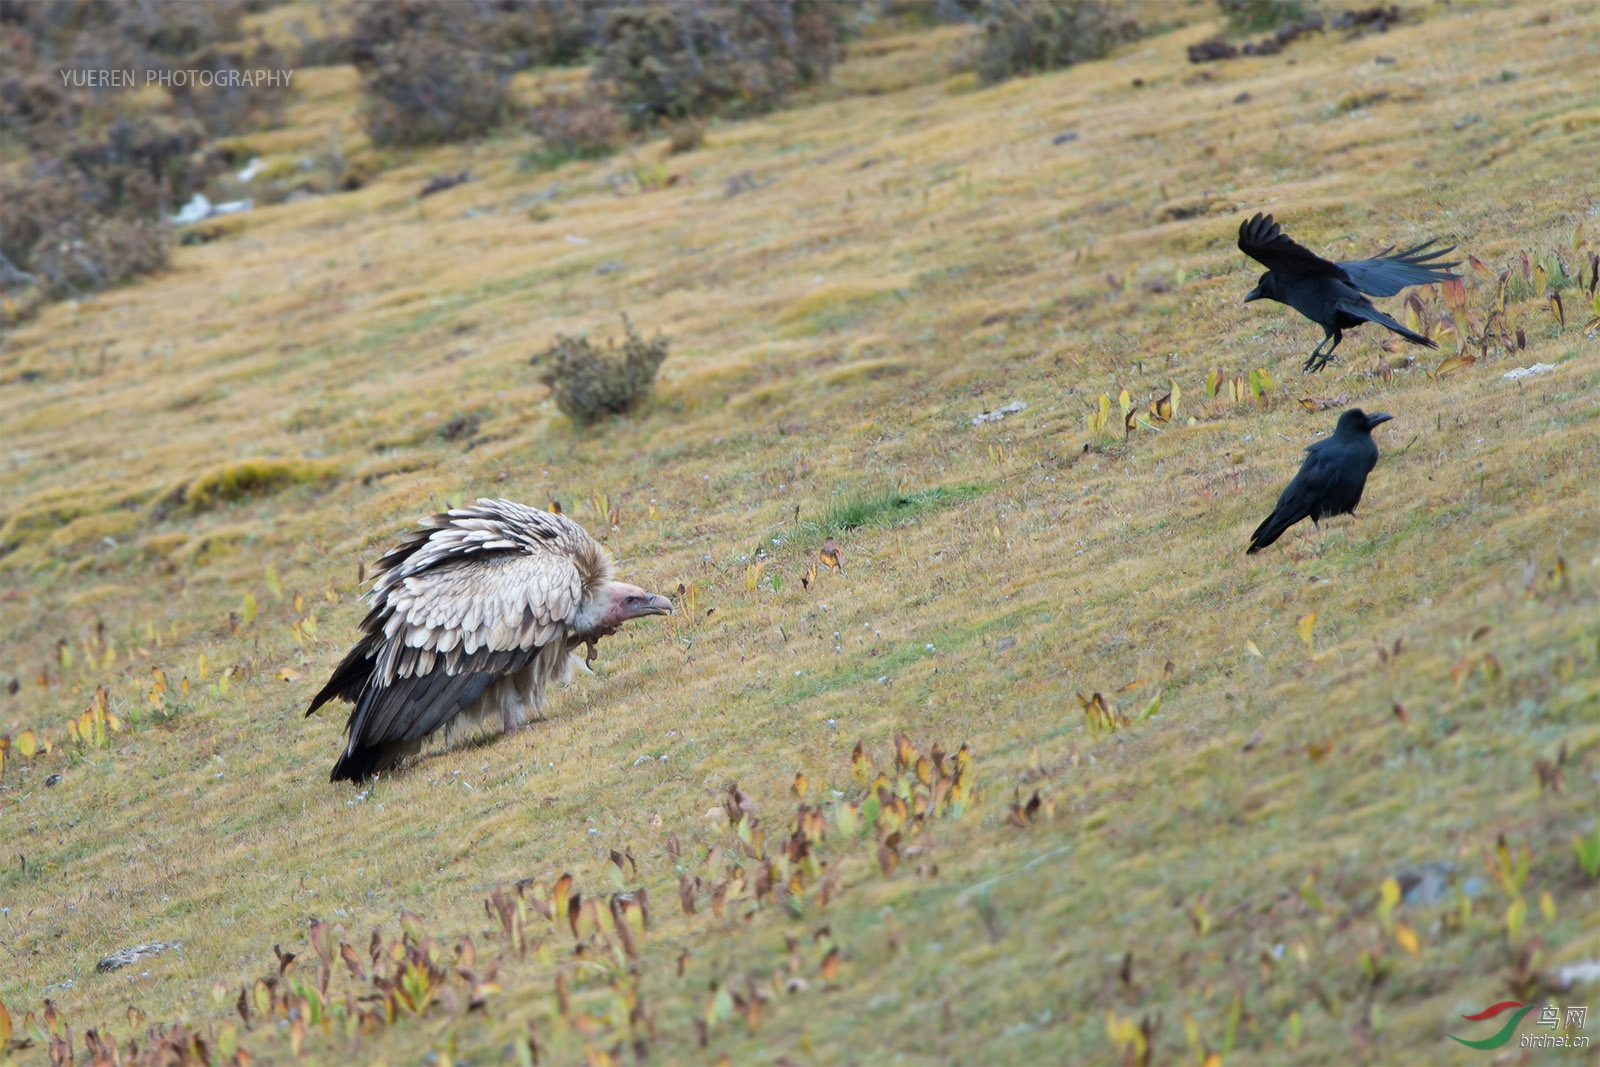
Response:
[1247,502,1306,554]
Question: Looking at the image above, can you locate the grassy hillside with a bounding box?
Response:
[2,4,1597,1064]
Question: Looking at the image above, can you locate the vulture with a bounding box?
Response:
[307,498,672,782]
[1238,212,1459,372]
[1248,408,1393,554]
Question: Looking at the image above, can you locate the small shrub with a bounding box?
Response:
[349,1,514,147]
[592,1,841,129]
[495,0,606,68]
[0,1,270,316]
[167,39,294,136]
[1217,0,1312,35]
[536,316,669,424]
[524,86,623,169]
[969,0,1140,85]
[665,117,708,155]
[0,167,173,301]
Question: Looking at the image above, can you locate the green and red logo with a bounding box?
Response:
[1449,1001,1537,1050]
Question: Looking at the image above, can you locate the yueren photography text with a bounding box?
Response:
[0,1,1595,1064]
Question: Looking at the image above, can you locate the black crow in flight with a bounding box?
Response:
[1248,408,1394,554]
[1239,213,1459,372]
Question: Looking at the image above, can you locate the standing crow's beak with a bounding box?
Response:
[1242,285,1261,303]
[1364,412,1395,430]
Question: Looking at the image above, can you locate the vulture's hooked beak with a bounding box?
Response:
[1242,285,1262,303]
[1364,412,1395,430]
[640,593,674,617]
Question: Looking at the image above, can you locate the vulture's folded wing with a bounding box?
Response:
[1338,240,1459,297]
[1238,213,1349,282]
[341,549,586,748]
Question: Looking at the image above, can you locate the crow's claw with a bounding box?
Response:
[1303,352,1333,374]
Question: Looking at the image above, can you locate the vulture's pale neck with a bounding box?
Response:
[570,584,616,636]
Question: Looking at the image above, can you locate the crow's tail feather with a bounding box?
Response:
[1247,505,1302,554]
[1344,302,1435,348]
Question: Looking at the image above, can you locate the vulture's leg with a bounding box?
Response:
[585,637,599,668]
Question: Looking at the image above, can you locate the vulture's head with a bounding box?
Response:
[573,581,673,639]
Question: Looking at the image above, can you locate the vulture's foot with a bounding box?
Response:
[585,638,599,668]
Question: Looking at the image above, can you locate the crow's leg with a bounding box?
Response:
[1303,332,1330,373]
[1304,328,1344,373]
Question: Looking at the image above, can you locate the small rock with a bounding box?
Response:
[596,261,628,276]
[419,171,473,198]
[1396,862,1454,906]
[1553,960,1600,988]
[1501,362,1555,381]
[971,400,1027,426]
[45,773,62,786]
[98,941,182,973]
[1051,131,1079,145]
[994,635,1018,654]
[170,193,213,225]
[1241,729,1262,752]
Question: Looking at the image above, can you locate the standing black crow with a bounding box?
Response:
[1239,213,1459,372]
[1247,408,1394,554]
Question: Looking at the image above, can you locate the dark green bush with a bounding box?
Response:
[349,1,514,147]
[0,0,282,315]
[536,316,669,424]
[592,1,841,130]
[1216,0,1313,35]
[524,85,623,169]
[970,0,1140,85]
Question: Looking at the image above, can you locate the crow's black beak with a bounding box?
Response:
[1243,286,1261,303]
[1364,412,1395,430]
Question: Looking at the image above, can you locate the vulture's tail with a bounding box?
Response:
[330,738,423,783]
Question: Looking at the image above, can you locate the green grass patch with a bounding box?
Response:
[182,458,339,513]
[803,482,984,541]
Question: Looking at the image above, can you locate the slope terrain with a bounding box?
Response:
[2,5,1597,1064]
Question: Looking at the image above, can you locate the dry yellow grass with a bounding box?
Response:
[2,4,1597,1064]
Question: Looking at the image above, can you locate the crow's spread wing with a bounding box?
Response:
[1238,213,1349,282]
[1338,239,1460,297]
